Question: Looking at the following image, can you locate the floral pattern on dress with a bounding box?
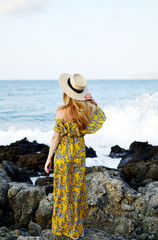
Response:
[52,106,106,239]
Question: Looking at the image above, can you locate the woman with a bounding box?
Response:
[44,73,106,239]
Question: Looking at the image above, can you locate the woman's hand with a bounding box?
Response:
[44,158,52,174]
[85,93,97,106]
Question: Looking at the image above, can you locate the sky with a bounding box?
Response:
[0,0,158,80]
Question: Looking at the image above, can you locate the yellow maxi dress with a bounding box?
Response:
[52,106,106,239]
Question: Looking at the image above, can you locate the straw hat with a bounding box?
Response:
[59,73,88,101]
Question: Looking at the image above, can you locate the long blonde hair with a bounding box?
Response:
[58,93,96,130]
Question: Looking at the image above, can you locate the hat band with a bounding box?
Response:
[67,78,84,94]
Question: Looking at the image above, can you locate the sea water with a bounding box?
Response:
[0,80,158,169]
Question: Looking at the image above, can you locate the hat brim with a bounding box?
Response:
[59,73,88,101]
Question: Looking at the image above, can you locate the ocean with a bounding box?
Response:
[0,80,158,169]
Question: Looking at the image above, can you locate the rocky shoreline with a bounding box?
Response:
[0,138,158,240]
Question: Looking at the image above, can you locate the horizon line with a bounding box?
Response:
[0,79,158,81]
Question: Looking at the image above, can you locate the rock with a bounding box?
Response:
[135,233,154,240]
[35,193,54,229]
[35,177,53,186]
[0,138,49,176]
[115,217,134,235]
[1,226,126,240]
[35,177,53,196]
[85,165,125,178]
[0,226,14,240]
[141,217,158,238]
[9,229,31,239]
[28,221,42,236]
[86,146,97,158]
[9,138,48,155]
[1,154,158,239]
[8,182,46,227]
[0,160,32,183]
[109,145,129,158]
[120,204,135,211]
[0,171,11,226]
[41,229,54,240]
[0,171,11,206]
[118,141,158,189]
[138,182,158,209]
[17,237,47,240]
[84,166,157,237]
[18,153,51,176]
[81,228,127,240]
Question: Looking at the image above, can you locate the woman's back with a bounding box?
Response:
[57,101,97,127]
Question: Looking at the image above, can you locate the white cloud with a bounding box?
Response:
[0,0,48,15]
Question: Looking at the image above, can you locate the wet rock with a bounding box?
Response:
[109,145,129,158]
[86,146,97,158]
[9,138,48,155]
[8,182,46,227]
[18,153,51,176]
[118,141,158,189]
[0,138,49,176]
[35,177,53,186]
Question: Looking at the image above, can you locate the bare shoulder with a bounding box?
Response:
[91,104,97,116]
[56,109,65,120]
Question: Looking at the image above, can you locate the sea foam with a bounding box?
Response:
[85,92,158,151]
[1,93,158,149]
[0,93,157,169]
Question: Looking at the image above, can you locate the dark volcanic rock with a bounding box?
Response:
[35,177,53,186]
[35,177,53,196]
[0,171,11,226]
[0,160,32,183]
[86,146,97,158]
[0,138,49,176]
[118,141,158,189]
[9,138,48,155]
[109,145,129,158]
